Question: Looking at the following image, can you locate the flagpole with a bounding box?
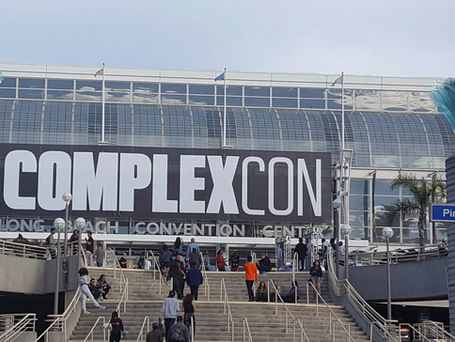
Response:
[341,71,345,151]
[223,68,227,147]
[101,63,106,144]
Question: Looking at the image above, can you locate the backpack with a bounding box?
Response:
[45,235,51,245]
[168,324,187,342]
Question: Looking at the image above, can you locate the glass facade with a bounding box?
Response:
[0,67,452,244]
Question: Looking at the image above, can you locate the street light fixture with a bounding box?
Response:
[75,217,86,269]
[62,193,72,257]
[53,217,65,315]
[341,223,352,280]
[382,226,394,321]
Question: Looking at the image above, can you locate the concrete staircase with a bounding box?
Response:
[68,267,367,341]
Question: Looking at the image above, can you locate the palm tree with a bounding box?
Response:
[389,174,445,247]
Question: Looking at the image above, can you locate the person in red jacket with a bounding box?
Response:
[243,256,258,301]
[216,250,226,271]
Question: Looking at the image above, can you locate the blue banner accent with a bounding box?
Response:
[431,204,455,222]
[215,72,225,81]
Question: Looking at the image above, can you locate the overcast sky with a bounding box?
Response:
[1,0,455,78]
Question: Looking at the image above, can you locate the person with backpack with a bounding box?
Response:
[186,238,200,256]
[294,237,308,271]
[229,251,240,271]
[146,322,165,342]
[188,250,201,269]
[186,263,203,300]
[169,255,186,299]
[167,316,189,342]
[243,256,258,302]
[160,290,180,341]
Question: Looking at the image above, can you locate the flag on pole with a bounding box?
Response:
[94,66,104,77]
[331,74,343,86]
[0,72,4,85]
[215,70,226,81]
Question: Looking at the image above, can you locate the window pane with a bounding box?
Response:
[106,92,130,102]
[161,94,186,104]
[0,78,16,88]
[216,96,242,106]
[47,79,73,90]
[76,80,102,91]
[76,91,101,101]
[161,83,186,94]
[0,89,16,98]
[272,98,297,108]
[18,89,44,99]
[19,78,45,88]
[272,87,297,97]
[47,90,73,100]
[300,99,325,109]
[245,86,270,97]
[217,85,242,96]
[133,82,159,93]
[105,81,130,91]
[374,180,399,195]
[133,93,159,103]
[245,97,269,107]
[189,95,214,105]
[300,88,325,99]
[189,84,214,95]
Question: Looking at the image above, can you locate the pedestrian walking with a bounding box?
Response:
[294,238,308,271]
[182,294,196,338]
[243,256,258,302]
[167,316,189,342]
[95,243,105,267]
[216,250,226,271]
[169,255,186,299]
[186,263,203,300]
[160,290,180,341]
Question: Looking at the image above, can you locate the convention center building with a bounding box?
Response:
[0,62,452,256]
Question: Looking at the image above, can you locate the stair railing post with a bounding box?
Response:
[329,312,332,335]
[333,322,336,342]
[243,318,245,342]
[285,310,288,334]
[293,319,296,342]
[306,283,309,304]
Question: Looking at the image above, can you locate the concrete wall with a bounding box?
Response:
[346,256,447,301]
[0,254,79,294]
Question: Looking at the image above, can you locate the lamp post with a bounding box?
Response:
[341,223,352,280]
[333,198,342,277]
[75,217,86,269]
[62,193,72,257]
[53,217,65,315]
[382,226,394,320]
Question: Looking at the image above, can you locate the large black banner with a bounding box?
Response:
[0,144,332,224]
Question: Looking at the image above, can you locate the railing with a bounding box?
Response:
[83,316,106,342]
[243,317,253,342]
[351,243,447,266]
[268,280,310,342]
[106,249,127,293]
[116,278,129,314]
[327,251,400,342]
[146,250,168,295]
[190,314,196,342]
[34,287,82,342]
[0,239,49,260]
[136,316,150,342]
[220,278,235,342]
[306,281,356,342]
[292,252,298,284]
[414,320,455,341]
[200,251,210,300]
[0,313,36,342]
[399,323,433,342]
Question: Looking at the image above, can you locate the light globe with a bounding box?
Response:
[62,193,72,203]
[333,198,342,210]
[53,217,65,230]
[341,224,352,236]
[74,217,86,230]
[382,226,394,240]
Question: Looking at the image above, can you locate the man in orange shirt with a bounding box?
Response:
[243,256,258,301]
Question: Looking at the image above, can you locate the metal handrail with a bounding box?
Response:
[146,250,167,295]
[399,323,432,342]
[220,278,235,341]
[136,316,150,342]
[83,316,106,342]
[0,239,49,260]
[352,243,447,266]
[35,286,82,342]
[0,313,36,342]
[327,251,400,342]
[414,321,455,341]
[115,278,129,314]
[268,280,311,342]
[200,251,210,300]
[292,252,298,284]
[190,314,196,342]
[106,249,127,293]
[243,317,253,342]
[306,281,356,342]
